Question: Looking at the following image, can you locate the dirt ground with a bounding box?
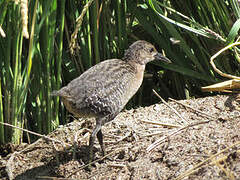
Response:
[0,94,240,180]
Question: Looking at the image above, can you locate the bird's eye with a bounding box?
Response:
[149,48,155,53]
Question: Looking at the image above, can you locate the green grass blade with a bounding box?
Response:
[226,19,240,44]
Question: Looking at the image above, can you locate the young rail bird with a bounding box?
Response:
[52,40,171,162]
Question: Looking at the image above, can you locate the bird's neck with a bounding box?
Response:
[127,60,146,74]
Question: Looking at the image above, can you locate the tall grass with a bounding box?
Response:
[0,0,239,144]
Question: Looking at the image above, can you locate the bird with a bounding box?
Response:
[52,40,171,164]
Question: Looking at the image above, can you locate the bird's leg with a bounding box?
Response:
[88,115,116,167]
[97,129,105,156]
[89,121,101,164]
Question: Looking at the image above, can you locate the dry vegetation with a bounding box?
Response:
[0,94,240,179]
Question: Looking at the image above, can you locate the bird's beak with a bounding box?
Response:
[154,53,171,63]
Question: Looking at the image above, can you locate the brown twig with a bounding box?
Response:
[0,121,70,147]
[146,120,211,152]
[168,97,217,120]
[36,176,75,180]
[140,119,182,128]
[141,129,174,137]
[152,89,189,125]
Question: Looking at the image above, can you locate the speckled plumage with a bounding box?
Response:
[54,60,137,121]
[52,40,171,163]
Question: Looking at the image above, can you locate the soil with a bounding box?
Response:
[0,94,240,180]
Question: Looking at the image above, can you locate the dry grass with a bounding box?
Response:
[0,94,240,179]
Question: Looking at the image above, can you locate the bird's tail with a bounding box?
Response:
[51,90,60,96]
[51,88,70,98]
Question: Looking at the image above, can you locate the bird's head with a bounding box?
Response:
[123,40,171,65]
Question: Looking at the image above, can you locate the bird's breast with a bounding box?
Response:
[121,64,145,108]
